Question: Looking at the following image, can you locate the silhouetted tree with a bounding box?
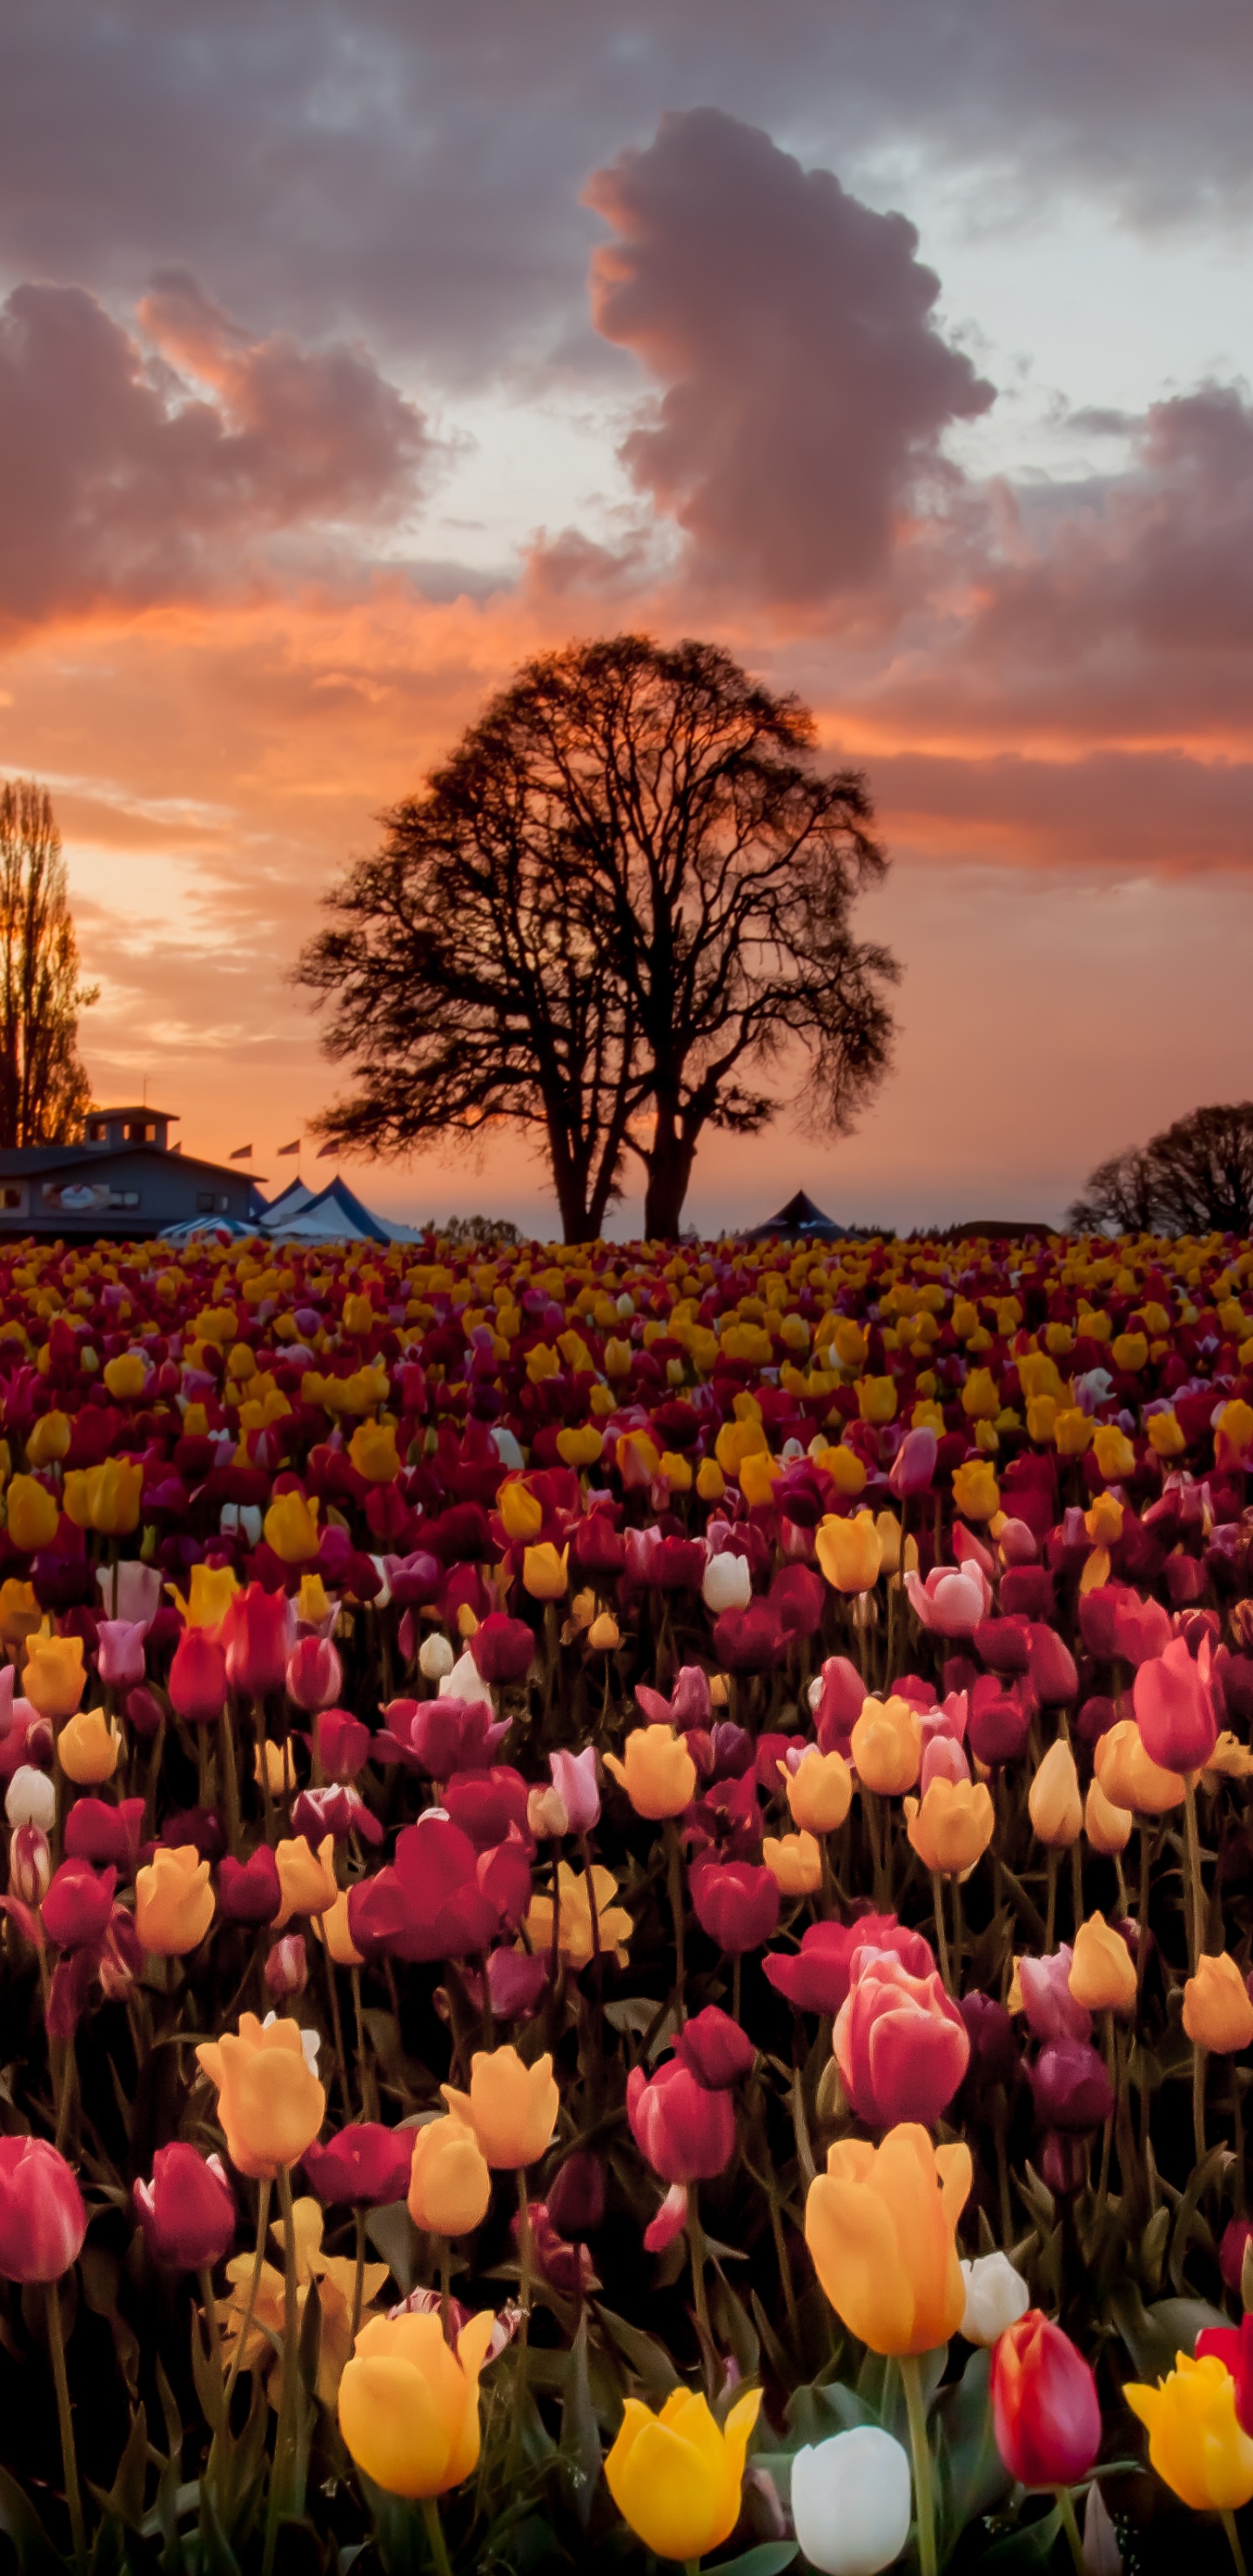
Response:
[1069,1104,1253,1236]
[0,780,96,1148]
[298,636,898,1239]
[1068,1145,1160,1235]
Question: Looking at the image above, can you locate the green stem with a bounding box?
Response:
[931,1874,952,1995]
[219,1706,241,1854]
[1183,1774,1204,1974]
[666,1817,687,2023]
[900,2352,936,2576]
[1057,2485,1086,2575]
[351,2204,366,2345]
[421,2496,453,2576]
[263,2166,302,2576]
[1223,2507,1249,2576]
[44,2282,86,2571]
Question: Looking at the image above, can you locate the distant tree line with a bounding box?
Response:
[298,634,898,1243]
[1069,1102,1253,1236]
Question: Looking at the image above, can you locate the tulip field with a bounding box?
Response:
[7,1227,1253,2573]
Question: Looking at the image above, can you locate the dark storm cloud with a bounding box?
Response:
[1,0,1252,393]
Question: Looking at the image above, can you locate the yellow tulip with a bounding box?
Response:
[857,1376,897,1426]
[814,1510,882,1594]
[1068,1912,1137,2016]
[606,2387,761,2565]
[407,2117,492,2237]
[5,1473,60,1553]
[695,1457,726,1503]
[273,1833,339,1929]
[850,1695,921,1797]
[1028,1739,1082,1847]
[297,1571,332,1626]
[57,1704,123,1784]
[522,1542,568,1600]
[347,1420,399,1484]
[1093,1424,1136,1482]
[103,1352,147,1401]
[960,1367,1001,1423]
[312,1890,365,1968]
[25,1632,86,1721]
[555,1424,604,1470]
[1084,1774,1134,1855]
[135,1843,215,1955]
[338,2307,497,2499]
[1054,1408,1093,1457]
[25,1412,70,1468]
[440,2044,558,2170]
[497,1479,543,1542]
[63,1459,144,1535]
[0,1578,40,1647]
[196,2011,326,2180]
[762,1829,823,1895]
[1126,2352,1253,2512]
[805,2121,972,2356]
[904,1777,995,1876]
[1183,1953,1253,2053]
[263,1491,321,1566]
[782,1747,854,1834]
[525,1863,633,1969]
[167,1561,239,1633]
[1095,1717,1184,1815]
[604,1725,696,1820]
[951,1459,1000,1522]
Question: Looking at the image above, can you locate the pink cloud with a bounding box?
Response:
[0,274,436,636]
[583,107,994,602]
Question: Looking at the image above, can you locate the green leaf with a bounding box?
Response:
[976,2502,1063,2570]
[935,2346,1012,2548]
[594,2304,681,2398]
[0,2463,64,2576]
[558,2311,601,2532]
[706,2547,798,2576]
[783,2379,880,2451]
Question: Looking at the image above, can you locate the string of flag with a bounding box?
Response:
[227,1136,341,1162]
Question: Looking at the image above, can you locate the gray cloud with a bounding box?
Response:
[585,108,994,600]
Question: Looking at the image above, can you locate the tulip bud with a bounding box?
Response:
[286,1634,343,1713]
[418,1633,455,1680]
[527,1784,569,1840]
[407,2114,492,2237]
[959,2251,1031,2345]
[545,2150,606,2240]
[1068,1913,1137,2016]
[265,1934,309,1999]
[790,2427,913,2576]
[1183,1952,1253,2053]
[701,1550,752,1614]
[9,1821,50,1904]
[586,1610,620,1652]
[1084,1774,1133,1855]
[5,1764,56,1833]
[1029,1739,1082,1847]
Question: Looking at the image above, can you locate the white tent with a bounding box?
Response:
[256,1175,423,1245]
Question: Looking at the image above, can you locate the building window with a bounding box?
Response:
[0,1185,24,1211]
[124,1121,157,1144]
[86,1120,109,1144]
[107,1191,141,1211]
[197,1191,215,1212]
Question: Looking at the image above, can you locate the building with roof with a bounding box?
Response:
[0,1107,265,1240]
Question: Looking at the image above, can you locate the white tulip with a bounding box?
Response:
[959,2251,1030,2345]
[419,1633,455,1680]
[791,2426,912,2575]
[5,1765,56,1833]
[491,1426,526,1472]
[440,1647,491,1705]
[701,1549,753,1614]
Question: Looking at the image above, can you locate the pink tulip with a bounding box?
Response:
[1133,1635,1217,1772]
[834,1949,969,2127]
[97,1618,150,1690]
[904,1562,991,1638]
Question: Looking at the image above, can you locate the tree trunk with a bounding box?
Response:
[642,1110,696,1241]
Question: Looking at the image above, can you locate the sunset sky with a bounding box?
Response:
[2,0,1251,1239]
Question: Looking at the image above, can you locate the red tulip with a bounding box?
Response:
[812,1654,867,1755]
[302,2123,415,2206]
[0,2136,87,2281]
[468,1613,536,1685]
[1132,1637,1217,1772]
[713,1601,783,1674]
[626,2060,736,2184]
[347,1815,501,1962]
[218,1846,282,1926]
[285,1634,343,1713]
[674,2005,754,2090]
[990,2311,1102,2485]
[41,1859,117,1949]
[406,1696,507,1778]
[441,1766,533,1851]
[1196,2314,1253,2433]
[63,1797,145,1872]
[689,1855,781,1954]
[315,1708,372,1779]
[134,2143,236,2270]
[168,1628,227,1725]
[1029,2039,1113,2131]
[763,1915,934,2016]
[222,1582,294,1698]
[834,1949,969,2127]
